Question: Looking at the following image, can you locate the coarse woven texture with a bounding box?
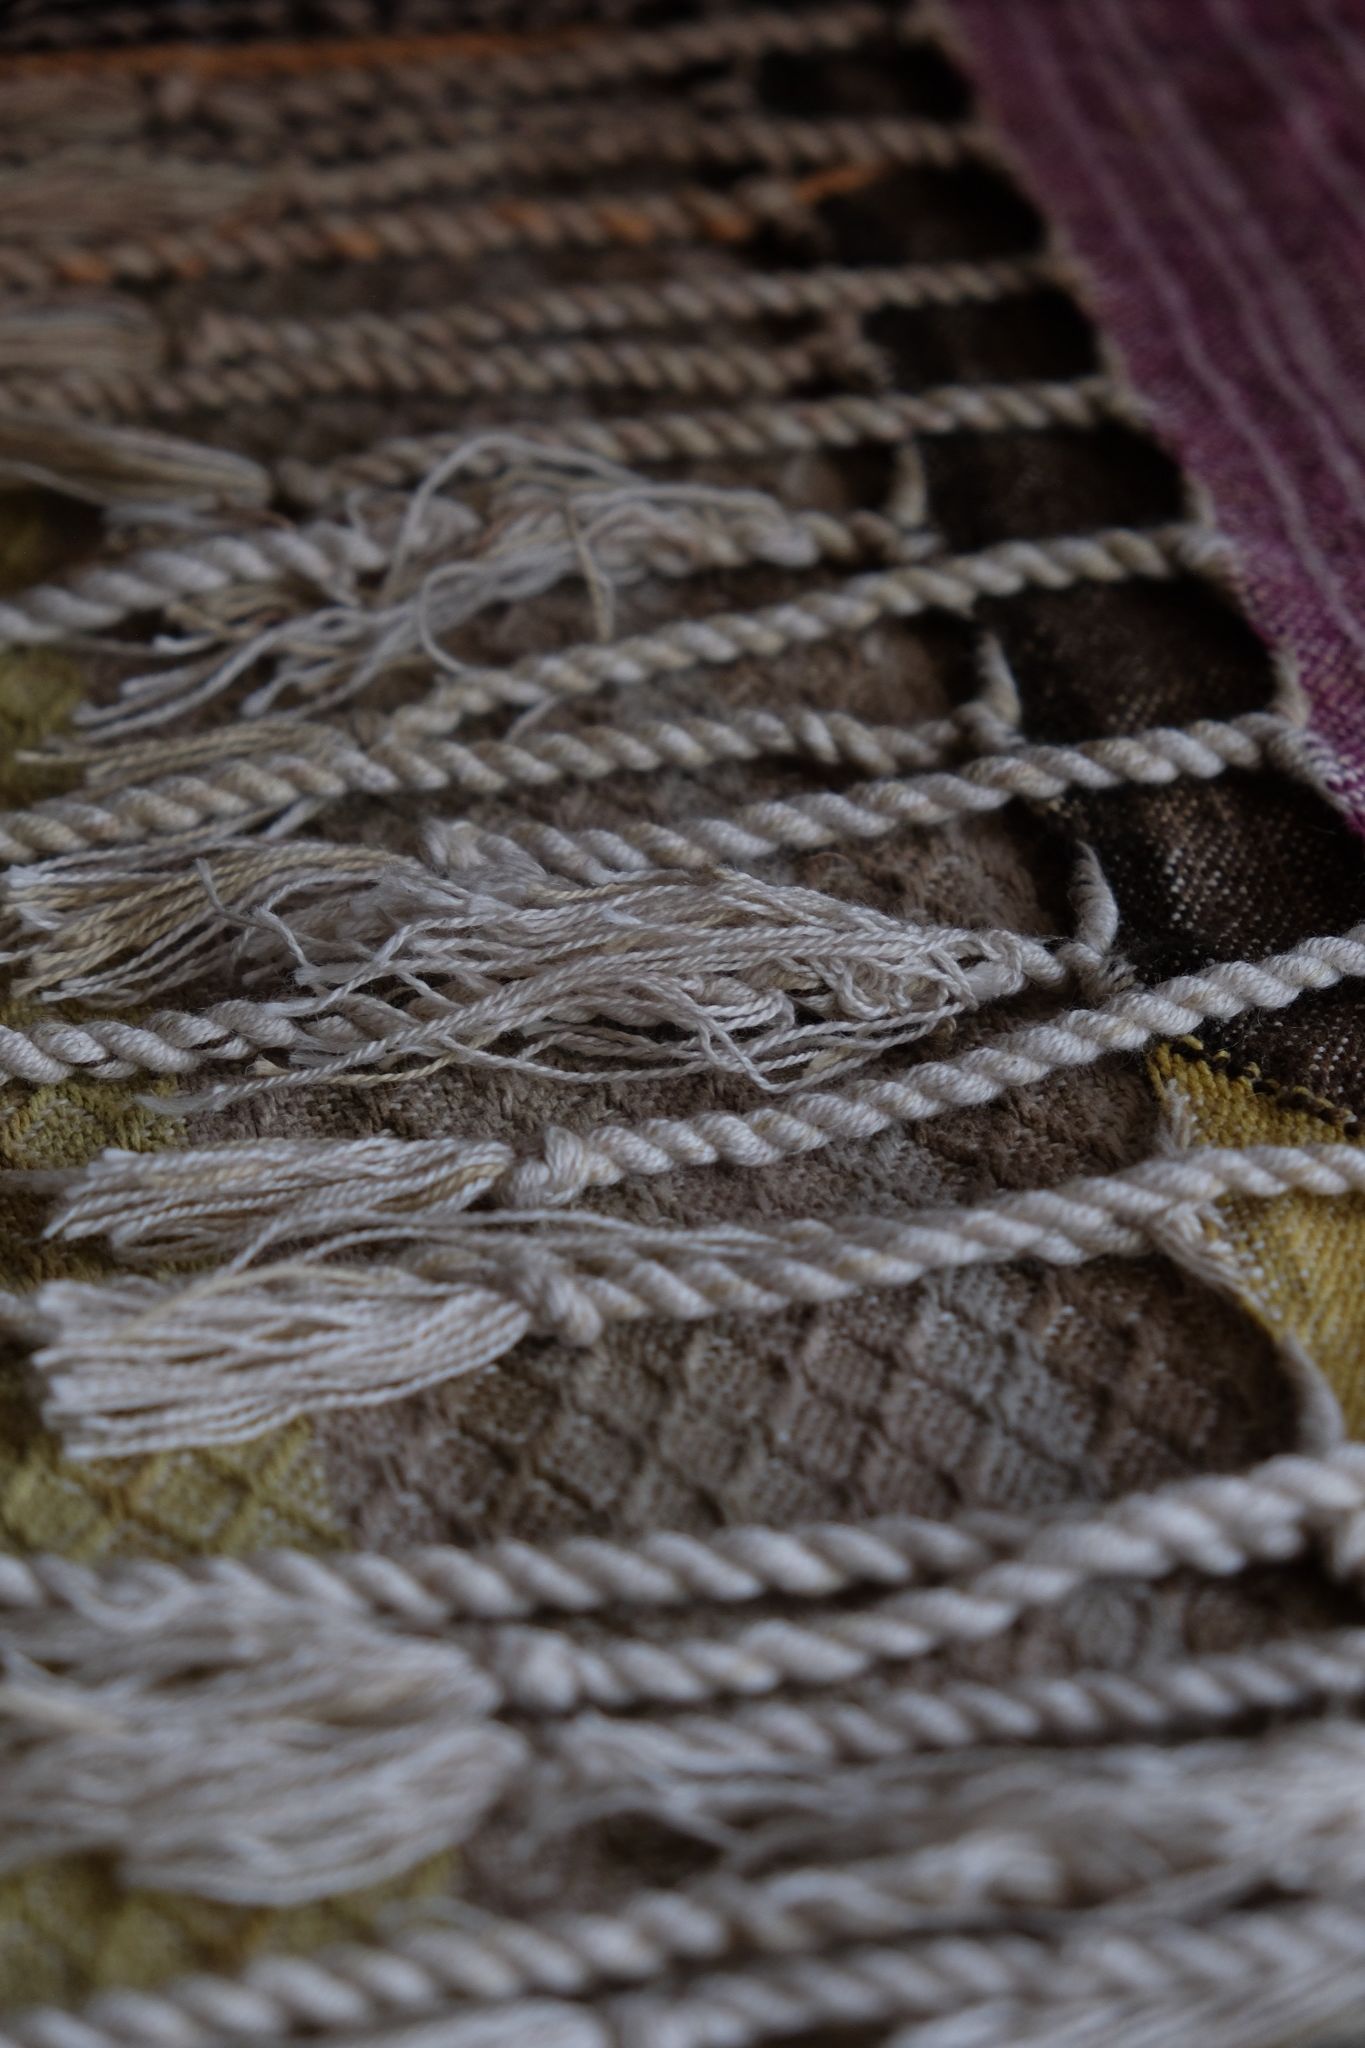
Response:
[1151,1044,1365,1437]
[0,1,1364,2041]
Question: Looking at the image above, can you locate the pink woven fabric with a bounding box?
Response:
[951,0,1365,833]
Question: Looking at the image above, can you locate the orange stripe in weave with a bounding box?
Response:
[0,25,591,83]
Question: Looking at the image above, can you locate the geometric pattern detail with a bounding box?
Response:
[0,1386,341,1565]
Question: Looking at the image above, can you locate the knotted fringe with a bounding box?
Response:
[52,436,928,740]
[0,1446,1362,1925]
[0,24,1358,2048]
[36,1133,522,1259]
[14,1143,1364,1455]
[1,837,1101,1091]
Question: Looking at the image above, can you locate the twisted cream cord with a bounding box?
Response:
[2,1445,1358,1632]
[282,381,1136,507]
[0,715,1298,916]
[3,1877,1362,2048]
[0,919,1356,1102]
[0,1453,1364,1906]
[188,254,1058,367]
[0,162,963,294]
[24,1147,1365,1453]
[0,1449,1361,1899]
[0,496,927,647]
[477,711,1309,884]
[12,330,865,423]
[0,522,1205,861]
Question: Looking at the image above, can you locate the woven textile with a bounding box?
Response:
[0,4,1363,2043]
[952,0,1365,836]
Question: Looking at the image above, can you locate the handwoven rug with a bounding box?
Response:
[0,2,1364,2042]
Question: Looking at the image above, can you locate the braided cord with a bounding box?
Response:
[284,380,1135,507]
[28,1146,1365,1453]
[0,521,1196,861]
[2,1444,1358,1632]
[0,913,1357,1105]
[188,254,1058,367]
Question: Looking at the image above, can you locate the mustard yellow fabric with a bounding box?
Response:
[1150,1042,1365,1437]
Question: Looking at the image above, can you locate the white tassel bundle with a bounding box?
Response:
[3,836,1084,1091]
[16,1143,1365,1455]
[1,1441,1364,1905]
[63,436,926,740]
[0,1603,521,1904]
[34,1133,521,1259]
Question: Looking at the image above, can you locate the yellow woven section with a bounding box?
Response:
[0,493,453,2012]
[0,1856,460,2009]
[1150,1044,1365,1436]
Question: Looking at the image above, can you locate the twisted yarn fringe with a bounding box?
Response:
[1,143,1013,403]
[255,109,987,213]
[0,466,941,651]
[281,383,1138,509]
[884,1948,1365,2048]
[0,913,1357,1109]
[0,743,1304,1094]
[0,1445,1363,1917]
[3,1445,1358,1631]
[0,0,872,58]
[0,299,162,376]
[62,692,1009,810]
[446,711,1311,886]
[0,521,1210,861]
[0,409,269,511]
[9,328,857,427]
[9,865,1344,1219]
[0,5,905,117]
[184,253,1060,370]
[9,707,1290,887]
[4,854,1091,1098]
[7,1898,1363,2048]
[17,1143,1365,1454]
[1,13,1361,2048]
[2,113,988,263]
[0,165,954,295]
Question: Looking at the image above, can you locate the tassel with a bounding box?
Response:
[0,1601,523,1904]
[3,1519,1365,1917]
[0,298,163,377]
[0,149,260,241]
[36,1134,519,1261]
[28,1266,533,1451]
[3,838,1080,1091]
[19,1143,1363,1457]
[63,435,922,739]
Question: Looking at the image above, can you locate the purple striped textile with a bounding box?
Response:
[951,0,1365,832]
